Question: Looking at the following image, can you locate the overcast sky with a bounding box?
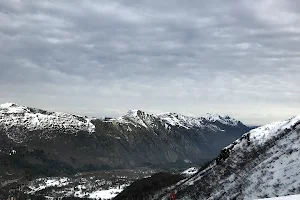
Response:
[1,0,300,125]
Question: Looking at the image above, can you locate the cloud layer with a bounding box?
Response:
[1,0,300,125]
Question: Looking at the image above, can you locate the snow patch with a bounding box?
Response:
[255,194,300,200]
[27,177,70,194]
[88,185,128,199]
[181,167,198,176]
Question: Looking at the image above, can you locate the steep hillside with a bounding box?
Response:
[0,103,251,182]
[147,116,300,200]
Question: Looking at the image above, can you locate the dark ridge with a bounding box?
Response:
[114,172,184,200]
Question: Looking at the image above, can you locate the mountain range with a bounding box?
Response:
[0,103,251,181]
[2,102,300,199]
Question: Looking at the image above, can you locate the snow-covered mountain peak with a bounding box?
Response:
[123,109,154,120]
[0,102,30,113]
[125,109,145,117]
[0,103,95,143]
[0,102,15,108]
[203,113,239,126]
[156,112,200,128]
[114,109,156,128]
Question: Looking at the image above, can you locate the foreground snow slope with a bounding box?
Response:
[255,194,300,200]
[152,116,300,200]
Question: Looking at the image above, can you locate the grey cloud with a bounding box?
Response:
[1,0,300,125]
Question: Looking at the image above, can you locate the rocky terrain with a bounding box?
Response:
[119,115,300,200]
[0,103,251,175]
[0,103,252,199]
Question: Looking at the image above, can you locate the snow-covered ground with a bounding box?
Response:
[23,169,156,199]
[217,116,300,199]
[85,185,128,199]
[27,177,70,194]
[181,167,199,176]
[26,177,126,199]
[255,194,300,200]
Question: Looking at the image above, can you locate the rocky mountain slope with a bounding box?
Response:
[0,103,251,181]
[144,115,300,200]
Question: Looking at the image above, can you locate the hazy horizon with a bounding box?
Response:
[1,0,300,125]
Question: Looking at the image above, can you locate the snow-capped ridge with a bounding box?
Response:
[0,102,30,113]
[156,112,241,130]
[107,110,245,131]
[0,103,95,143]
[0,103,247,143]
[124,109,150,118]
[156,112,202,128]
[0,102,16,108]
[249,115,300,143]
[223,115,300,152]
[125,109,140,117]
[202,113,240,126]
[118,109,156,128]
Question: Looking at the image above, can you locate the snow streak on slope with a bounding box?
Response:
[159,116,300,200]
[0,103,95,143]
[181,167,199,177]
[255,194,300,200]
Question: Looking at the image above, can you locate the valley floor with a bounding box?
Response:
[4,168,157,200]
